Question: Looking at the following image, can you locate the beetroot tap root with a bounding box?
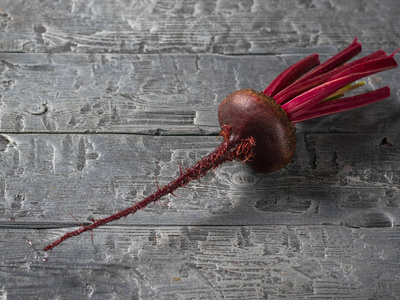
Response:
[44,39,398,252]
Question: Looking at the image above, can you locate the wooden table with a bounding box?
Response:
[1,1,399,299]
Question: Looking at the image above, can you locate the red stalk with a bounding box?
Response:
[263,53,320,97]
[282,55,398,119]
[291,87,391,123]
[293,38,362,85]
[274,49,388,104]
[264,39,362,99]
[328,56,397,82]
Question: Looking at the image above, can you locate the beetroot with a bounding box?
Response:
[218,89,296,173]
[43,39,398,252]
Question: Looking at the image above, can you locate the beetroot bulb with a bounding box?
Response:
[43,39,398,252]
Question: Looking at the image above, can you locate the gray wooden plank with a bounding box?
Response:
[1,226,399,299]
[1,133,399,228]
[1,53,399,134]
[1,0,399,54]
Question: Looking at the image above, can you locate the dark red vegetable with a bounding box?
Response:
[43,39,398,252]
[218,89,296,173]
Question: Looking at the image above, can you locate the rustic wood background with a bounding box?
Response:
[1,0,400,299]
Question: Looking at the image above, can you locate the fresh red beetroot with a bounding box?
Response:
[43,39,398,252]
[218,89,296,173]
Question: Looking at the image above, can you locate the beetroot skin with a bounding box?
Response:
[218,89,296,173]
[43,40,398,252]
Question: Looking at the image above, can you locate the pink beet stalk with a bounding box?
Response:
[291,87,391,123]
[282,55,397,119]
[264,39,362,98]
[294,38,362,85]
[43,40,397,252]
[274,49,389,105]
[263,53,320,97]
[282,54,397,119]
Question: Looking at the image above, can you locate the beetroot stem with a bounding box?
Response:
[43,129,255,252]
[266,39,362,104]
[263,53,320,97]
[291,86,391,123]
[274,49,388,105]
[282,55,398,119]
[294,38,362,85]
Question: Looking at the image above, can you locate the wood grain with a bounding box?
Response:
[2,226,400,299]
[0,53,399,134]
[1,133,398,228]
[1,0,399,54]
[1,0,400,299]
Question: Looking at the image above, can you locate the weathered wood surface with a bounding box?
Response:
[2,226,400,299]
[1,0,399,54]
[1,133,399,228]
[1,0,400,299]
[0,53,399,134]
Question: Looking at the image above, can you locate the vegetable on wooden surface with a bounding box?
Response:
[43,39,398,252]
